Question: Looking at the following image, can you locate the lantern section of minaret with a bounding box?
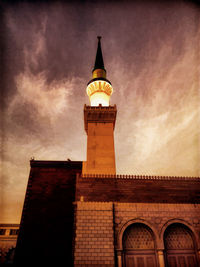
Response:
[86,36,113,106]
[83,36,117,175]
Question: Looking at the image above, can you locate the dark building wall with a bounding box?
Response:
[14,160,82,266]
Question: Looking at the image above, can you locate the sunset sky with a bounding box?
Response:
[1,0,200,223]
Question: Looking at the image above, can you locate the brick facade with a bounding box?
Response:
[76,174,200,203]
[14,162,200,266]
[114,202,200,250]
[73,202,200,266]
[73,174,200,266]
[74,202,115,266]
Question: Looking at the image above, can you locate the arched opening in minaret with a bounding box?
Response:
[122,223,157,267]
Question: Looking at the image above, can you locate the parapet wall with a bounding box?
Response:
[76,174,200,203]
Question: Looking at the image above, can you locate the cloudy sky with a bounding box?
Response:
[1,0,200,223]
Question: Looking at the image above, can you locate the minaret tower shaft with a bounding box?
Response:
[83,36,117,175]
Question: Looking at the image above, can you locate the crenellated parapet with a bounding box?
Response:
[81,173,200,181]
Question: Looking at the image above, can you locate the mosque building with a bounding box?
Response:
[4,37,200,267]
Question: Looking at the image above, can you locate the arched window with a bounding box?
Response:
[122,223,157,267]
[164,223,198,267]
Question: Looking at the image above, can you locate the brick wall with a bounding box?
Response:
[74,202,200,266]
[74,202,115,266]
[76,175,200,203]
[114,203,200,250]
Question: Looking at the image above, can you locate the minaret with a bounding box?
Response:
[82,36,117,175]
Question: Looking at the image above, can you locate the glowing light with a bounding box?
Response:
[86,80,113,106]
[90,92,110,106]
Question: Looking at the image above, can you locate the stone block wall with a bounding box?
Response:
[114,203,200,266]
[74,202,115,266]
[114,202,200,248]
[74,202,200,266]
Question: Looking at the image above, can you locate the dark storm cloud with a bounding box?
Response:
[2,1,199,98]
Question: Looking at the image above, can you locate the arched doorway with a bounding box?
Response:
[164,223,198,267]
[122,223,157,267]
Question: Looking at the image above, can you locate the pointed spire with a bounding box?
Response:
[93,36,105,72]
[91,36,107,80]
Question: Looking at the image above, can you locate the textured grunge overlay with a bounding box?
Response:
[1,1,200,222]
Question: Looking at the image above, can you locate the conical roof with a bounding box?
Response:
[93,36,105,72]
[87,36,111,86]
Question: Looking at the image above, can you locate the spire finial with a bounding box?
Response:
[93,36,105,72]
